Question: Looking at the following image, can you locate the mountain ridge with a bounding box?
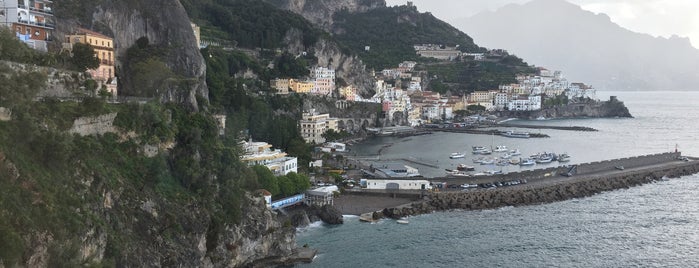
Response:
[454,0,699,90]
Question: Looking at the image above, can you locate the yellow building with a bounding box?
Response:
[271,78,291,94]
[290,79,314,94]
[65,28,117,96]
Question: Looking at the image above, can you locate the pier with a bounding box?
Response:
[498,122,598,132]
[343,152,699,219]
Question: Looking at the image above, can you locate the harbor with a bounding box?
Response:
[337,152,698,218]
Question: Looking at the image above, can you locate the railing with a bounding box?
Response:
[16,19,55,29]
[29,6,53,15]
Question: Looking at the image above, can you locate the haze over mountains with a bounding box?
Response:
[454,0,699,90]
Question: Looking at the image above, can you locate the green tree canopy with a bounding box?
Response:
[70,43,100,72]
[252,165,280,196]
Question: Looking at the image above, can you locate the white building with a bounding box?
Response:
[362,179,432,190]
[508,95,542,111]
[374,163,420,178]
[494,93,510,110]
[241,140,298,175]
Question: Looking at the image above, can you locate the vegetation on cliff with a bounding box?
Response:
[331,5,483,70]
[181,0,323,49]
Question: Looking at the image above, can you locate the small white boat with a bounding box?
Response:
[450,152,465,159]
[397,219,409,224]
[510,149,521,156]
[509,158,521,165]
[558,153,571,162]
[536,156,553,164]
[520,158,536,166]
[501,153,512,159]
[480,158,495,165]
[472,146,487,154]
[494,145,509,152]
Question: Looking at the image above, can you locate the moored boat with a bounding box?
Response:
[509,158,521,165]
[494,145,509,152]
[520,158,536,166]
[501,131,530,138]
[457,164,476,171]
[450,152,465,159]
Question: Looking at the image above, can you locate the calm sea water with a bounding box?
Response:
[296,91,699,267]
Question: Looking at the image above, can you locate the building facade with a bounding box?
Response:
[63,28,117,96]
[300,109,339,144]
[0,0,54,51]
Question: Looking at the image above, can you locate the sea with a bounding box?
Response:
[295,91,699,267]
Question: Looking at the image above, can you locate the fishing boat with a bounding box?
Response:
[508,158,521,165]
[457,164,475,171]
[510,149,521,156]
[496,159,510,166]
[450,152,466,159]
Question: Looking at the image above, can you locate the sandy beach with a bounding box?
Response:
[333,194,416,215]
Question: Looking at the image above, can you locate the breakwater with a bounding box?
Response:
[498,123,598,132]
[374,155,699,219]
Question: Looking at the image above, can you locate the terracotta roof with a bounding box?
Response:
[76,28,112,40]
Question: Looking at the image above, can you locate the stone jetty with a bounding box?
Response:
[370,153,699,219]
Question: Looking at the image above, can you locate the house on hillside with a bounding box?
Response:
[63,28,117,96]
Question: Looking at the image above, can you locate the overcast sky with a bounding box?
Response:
[385,0,699,49]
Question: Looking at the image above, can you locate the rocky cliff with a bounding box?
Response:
[267,0,386,31]
[497,96,633,119]
[283,28,376,96]
[64,0,208,110]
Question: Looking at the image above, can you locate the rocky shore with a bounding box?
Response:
[376,161,699,219]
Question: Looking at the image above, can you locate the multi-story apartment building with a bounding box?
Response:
[64,28,117,96]
[300,109,339,144]
[0,0,54,51]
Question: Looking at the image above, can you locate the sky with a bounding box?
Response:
[385,0,699,49]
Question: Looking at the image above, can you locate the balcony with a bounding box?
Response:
[100,59,114,66]
[17,19,54,29]
[29,6,53,15]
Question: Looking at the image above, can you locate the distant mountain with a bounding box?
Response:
[454,0,699,90]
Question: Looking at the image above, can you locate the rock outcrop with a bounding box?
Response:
[86,0,208,110]
[498,96,633,119]
[283,29,375,96]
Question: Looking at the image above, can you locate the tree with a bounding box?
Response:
[277,175,296,197]
[70,43,100,72]
[252,165,280,196]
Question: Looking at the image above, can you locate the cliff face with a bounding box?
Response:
[89,0,208,110]
[283,29,375,96]
[267,0,386,31]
